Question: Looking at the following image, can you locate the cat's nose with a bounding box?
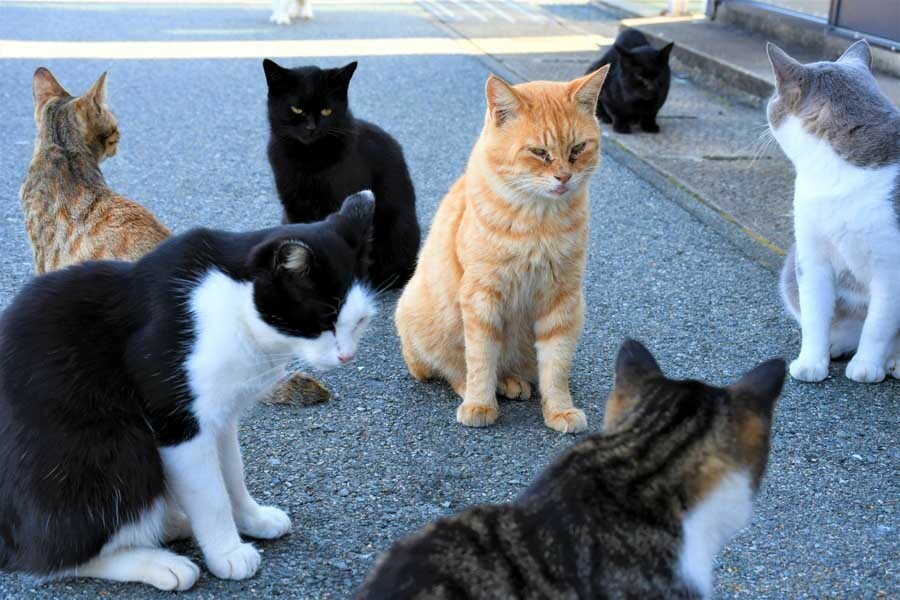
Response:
[338,353,353,364]
[554,173,572,184]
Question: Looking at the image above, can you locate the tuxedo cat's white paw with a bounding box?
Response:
[237,505,292,539]
[845,357,886,383]
[143,553,201,591]
[206,543,261,580]
[789,358,829,382]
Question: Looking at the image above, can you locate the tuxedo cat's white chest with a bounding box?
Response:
[185,270,297,431]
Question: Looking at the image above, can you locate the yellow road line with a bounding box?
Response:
[0,34,613,60]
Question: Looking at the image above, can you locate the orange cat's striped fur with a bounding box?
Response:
[395,67,609,433]
[21,68,170,274]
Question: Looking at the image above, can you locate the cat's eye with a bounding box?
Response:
[290,106,304,115]
[569,142,586,163]
[321,108,333,116]
[529,147,548,159]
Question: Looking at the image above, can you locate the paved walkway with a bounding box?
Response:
[0,1,896,598]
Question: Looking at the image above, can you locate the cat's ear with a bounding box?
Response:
[659,42,674,61]
[837,39,872,69]
[263,58,289,88]
[82,71,108,109]
[605,339,663,430]
[614,338,663,388]
[274,240,311,275]
[569,65,609,114]
[728,359,786,419]
[330,61,358,92]
[766,43,805,88]
[485,75,523,126]
[330,190,375,248]
[32,67,69,119]
[248,237,312,277]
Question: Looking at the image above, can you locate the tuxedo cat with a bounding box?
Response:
[264,59,420,290]
[587,28,673,134]
[0,192,377,590]
[358,340,785,599]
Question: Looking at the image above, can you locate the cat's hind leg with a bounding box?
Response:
[74,497,199,590]
[829,318,863,359]
[298,0,313,19]
[77,547,200,591]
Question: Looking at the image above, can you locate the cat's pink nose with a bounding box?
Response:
[339,353,353,364]
[555,172,572,184]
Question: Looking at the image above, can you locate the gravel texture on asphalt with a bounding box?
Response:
[0,3,897,598]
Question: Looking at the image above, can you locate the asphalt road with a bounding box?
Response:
[0,1,897,598]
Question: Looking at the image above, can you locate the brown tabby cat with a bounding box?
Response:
[22,68,322,405]
[395,67,609,433]
[357,340,787,600]
[21,68,170,273]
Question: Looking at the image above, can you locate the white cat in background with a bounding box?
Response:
[271,0,313,25]
[768,40,900,384]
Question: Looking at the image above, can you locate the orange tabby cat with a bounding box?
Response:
[395,67,609,433]
[21,68,170,274]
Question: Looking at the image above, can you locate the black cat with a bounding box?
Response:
[263,59,420,290]
[587,29,674,134]
[0,193,377,590]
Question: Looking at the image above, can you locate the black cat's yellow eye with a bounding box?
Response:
[529,147,548,158]
[321,108,333,116]
[290,106,304,115]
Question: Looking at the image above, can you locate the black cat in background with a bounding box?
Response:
[587,29,674,134]
[264,59,420,290]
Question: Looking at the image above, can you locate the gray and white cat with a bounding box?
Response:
[768,40,900,383]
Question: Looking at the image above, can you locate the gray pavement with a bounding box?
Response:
[0,1,897,598]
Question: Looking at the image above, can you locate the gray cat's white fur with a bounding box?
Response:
[768,40,900,383]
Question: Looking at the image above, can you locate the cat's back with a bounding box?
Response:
[21,160,170,273]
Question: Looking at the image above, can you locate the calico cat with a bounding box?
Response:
[768,41,900,383]
[264,59,420,290]
[0,192,376,590]
[395,68,608,433]
[20,68,170,274]
[358,340,786,600]
[586,28,674,134]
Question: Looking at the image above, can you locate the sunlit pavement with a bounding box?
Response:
[0,1,897,598]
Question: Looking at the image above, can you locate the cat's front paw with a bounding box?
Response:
[544,408,587,434]
[206,543,261,580]
[300,4,313,18]
[237,505,292,539]
[456,403,498,427]
[497,377,532,400]
[270,12,292,25]
[846,357,886,383]
[142,552,200,591]
[640,121,660,133]
[789,358,829,382]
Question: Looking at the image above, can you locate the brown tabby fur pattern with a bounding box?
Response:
[357,340,786,600]
[395,68,610,433]
[20,68,170,274]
